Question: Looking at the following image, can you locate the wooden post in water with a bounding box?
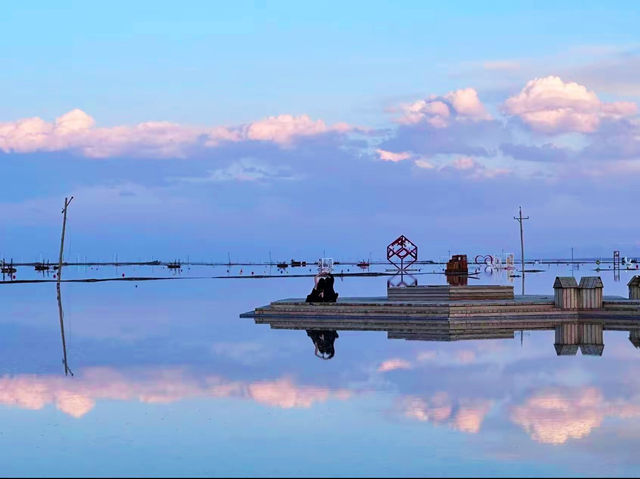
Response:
[57,196,73,283]
[514,206,529,296]
[57,196,73,376]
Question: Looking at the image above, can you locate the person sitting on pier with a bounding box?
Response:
[305,273,339,303]
[306,276,326,302]
[322,273,339,302]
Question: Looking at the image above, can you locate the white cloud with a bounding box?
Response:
[444,88,491,120]
[246,114,351,145]
[0,110,352,158]
[396,88,491,126]
[503,76,638,133]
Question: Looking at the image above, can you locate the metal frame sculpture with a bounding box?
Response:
[387,235,418,288]
[387,235,418,271]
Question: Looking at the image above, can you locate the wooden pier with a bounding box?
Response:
[241,277,640,345]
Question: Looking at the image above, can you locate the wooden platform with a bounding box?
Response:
[387,285,514,301]
[240,296,640,334]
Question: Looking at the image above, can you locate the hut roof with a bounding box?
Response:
[554,344,578,355]
[628,276,640,287]
[580,344,604,356]
[579,276,604,289]
[553,277,578,288]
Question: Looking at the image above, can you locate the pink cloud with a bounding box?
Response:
[396,88,490,126]
[453,402,492,433]
[510,387,640,444]
[0,110,351,158]
[444,88,491,120]
[401,393,492,434]
[503,76,638,133]
[378,358,412,372]
[248,377,350,408]
[376,148,411,162]
[403,393,453,423]
[0,368,352,418]
[246,114,350,145]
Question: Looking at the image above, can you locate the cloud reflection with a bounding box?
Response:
[510,387,640,444]
[401,393,492,434]
[0,368,351,418]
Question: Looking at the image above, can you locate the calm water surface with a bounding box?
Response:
[1,263,639,477]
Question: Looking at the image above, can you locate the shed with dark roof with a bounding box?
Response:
[553,277,579,309]
[579,276,603,309]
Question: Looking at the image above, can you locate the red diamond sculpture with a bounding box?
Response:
[387,235,418,271]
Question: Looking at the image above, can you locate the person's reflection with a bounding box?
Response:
[306,330,339,359]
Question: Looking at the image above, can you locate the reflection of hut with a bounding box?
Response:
[554,323,579,355]
[629,329,640,349]
[579,323,604,356]
[446,273,468,286]
[579,277,603,309]
[553,277,579,309]
[629,276,640,300]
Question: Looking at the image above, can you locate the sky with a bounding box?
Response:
[1,1,639,262]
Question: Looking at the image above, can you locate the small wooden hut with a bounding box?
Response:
[578,276,603,309]
[445,255,468,274]
[553,277,579,309]
[628,276,640,300]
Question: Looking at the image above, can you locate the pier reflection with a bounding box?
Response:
[249,314,640,358]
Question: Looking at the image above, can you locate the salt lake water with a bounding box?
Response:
[1,262,639,477]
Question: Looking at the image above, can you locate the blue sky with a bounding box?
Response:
[1,1,639,262]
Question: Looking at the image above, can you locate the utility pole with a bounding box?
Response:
[57,196,73,283]
[514,206,529,296]
[571,247,574,276]
[57,196,73,376]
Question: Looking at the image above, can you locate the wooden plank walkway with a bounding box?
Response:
[241,295,640,335]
